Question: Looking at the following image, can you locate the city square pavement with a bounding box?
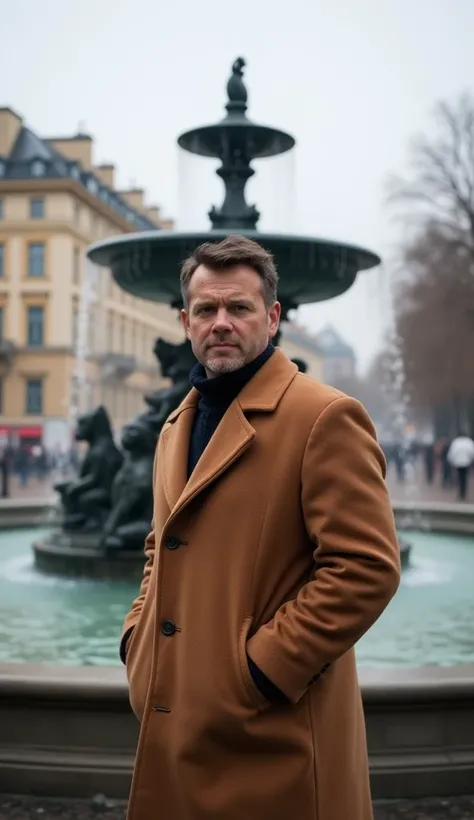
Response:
[385,461,474,505]
[4,474,59,503]
[1,794,474,819]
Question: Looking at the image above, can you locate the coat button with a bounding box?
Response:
[164,535,183,550]
[161,620,177,637]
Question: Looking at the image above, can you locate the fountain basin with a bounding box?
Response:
[87,229,380,307]
[0,661,473,801]
[32,532,145,581]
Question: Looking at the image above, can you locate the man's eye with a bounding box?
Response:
[234,305,248,311]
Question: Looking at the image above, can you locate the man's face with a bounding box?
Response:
[181,264,281,377]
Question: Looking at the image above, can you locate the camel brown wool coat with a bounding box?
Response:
[122,349,401,820]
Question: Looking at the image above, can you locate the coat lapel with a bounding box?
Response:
[160,349,299,520]
[160,391,197,513]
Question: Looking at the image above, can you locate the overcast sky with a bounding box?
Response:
[2,0,474,370]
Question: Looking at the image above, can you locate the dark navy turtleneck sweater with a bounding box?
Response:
[187,342,275,478]
[187,342,289,705]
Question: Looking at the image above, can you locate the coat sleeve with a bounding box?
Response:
[119,447,159,663]
[246,395,401,704]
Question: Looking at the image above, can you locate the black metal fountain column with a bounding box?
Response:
[33,57,386,578]
[177,56,296,329]
[180,56,289,233]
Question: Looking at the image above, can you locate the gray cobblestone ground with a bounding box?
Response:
[1,795,474,819]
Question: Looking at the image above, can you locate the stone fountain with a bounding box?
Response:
[33,57,409,578]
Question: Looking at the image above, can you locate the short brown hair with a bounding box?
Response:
[180,234,279,309]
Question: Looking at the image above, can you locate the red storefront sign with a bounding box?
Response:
[17,426,43,438]
[0,425,43,439]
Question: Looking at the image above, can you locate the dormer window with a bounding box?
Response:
[70,163,81,180]
[87,176,98,195]
[31,159,45,177]
[0,161,5,178]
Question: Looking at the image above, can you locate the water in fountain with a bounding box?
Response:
[177,146,220,231]
[177,145,297,234]
[246,150,297,233]
[384,330,428,533]
[368,253,428,533]
[69,256,99,424]
[1,526,473,667]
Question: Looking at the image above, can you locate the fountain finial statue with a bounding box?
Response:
[226,57,248,110]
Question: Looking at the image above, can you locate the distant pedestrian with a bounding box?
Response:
[15,445,30,488]
[447,432,474,501]
[423,441,435,485]
[393,442,406,483]
[0,447,9,498]
[439,437,453,488]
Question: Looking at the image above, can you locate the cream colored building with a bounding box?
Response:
[0,106,180,448]
[280,323,323,382]
[0,105,323,451]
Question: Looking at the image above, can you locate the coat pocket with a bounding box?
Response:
[237,615,272,712]
[125,612,144,671]
[126,609,153,721]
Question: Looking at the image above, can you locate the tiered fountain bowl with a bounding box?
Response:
[88,57,380,319]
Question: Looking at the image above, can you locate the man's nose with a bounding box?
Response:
[212,309,233,331]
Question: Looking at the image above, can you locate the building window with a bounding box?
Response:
[73,247,80,285]
[28,243,45,277]
[31,159,45,177]
[72,303,79,347]
[0,199,3,218]
[27,306,44,346]
[30,198,45,219]
[88,309,96,353]
[26,378,43,414]
[0,161,5,178]
[106,314,113,351]
[87,177,98,195]
[0,244,4,277]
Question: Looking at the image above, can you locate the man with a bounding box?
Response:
[121,235,400,820]
[447,431,474,501]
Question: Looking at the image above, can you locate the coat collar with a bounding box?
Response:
[160,349,299,519]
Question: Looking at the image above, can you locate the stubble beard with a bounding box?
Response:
[203,351,247,375]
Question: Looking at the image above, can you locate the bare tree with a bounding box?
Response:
[393,226,474,435]
[388,93,474,252]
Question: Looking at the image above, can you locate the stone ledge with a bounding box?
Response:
[0,498,54,529]
[392,500,474,534]
[0,662,473,801]
[2,498,474,534]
